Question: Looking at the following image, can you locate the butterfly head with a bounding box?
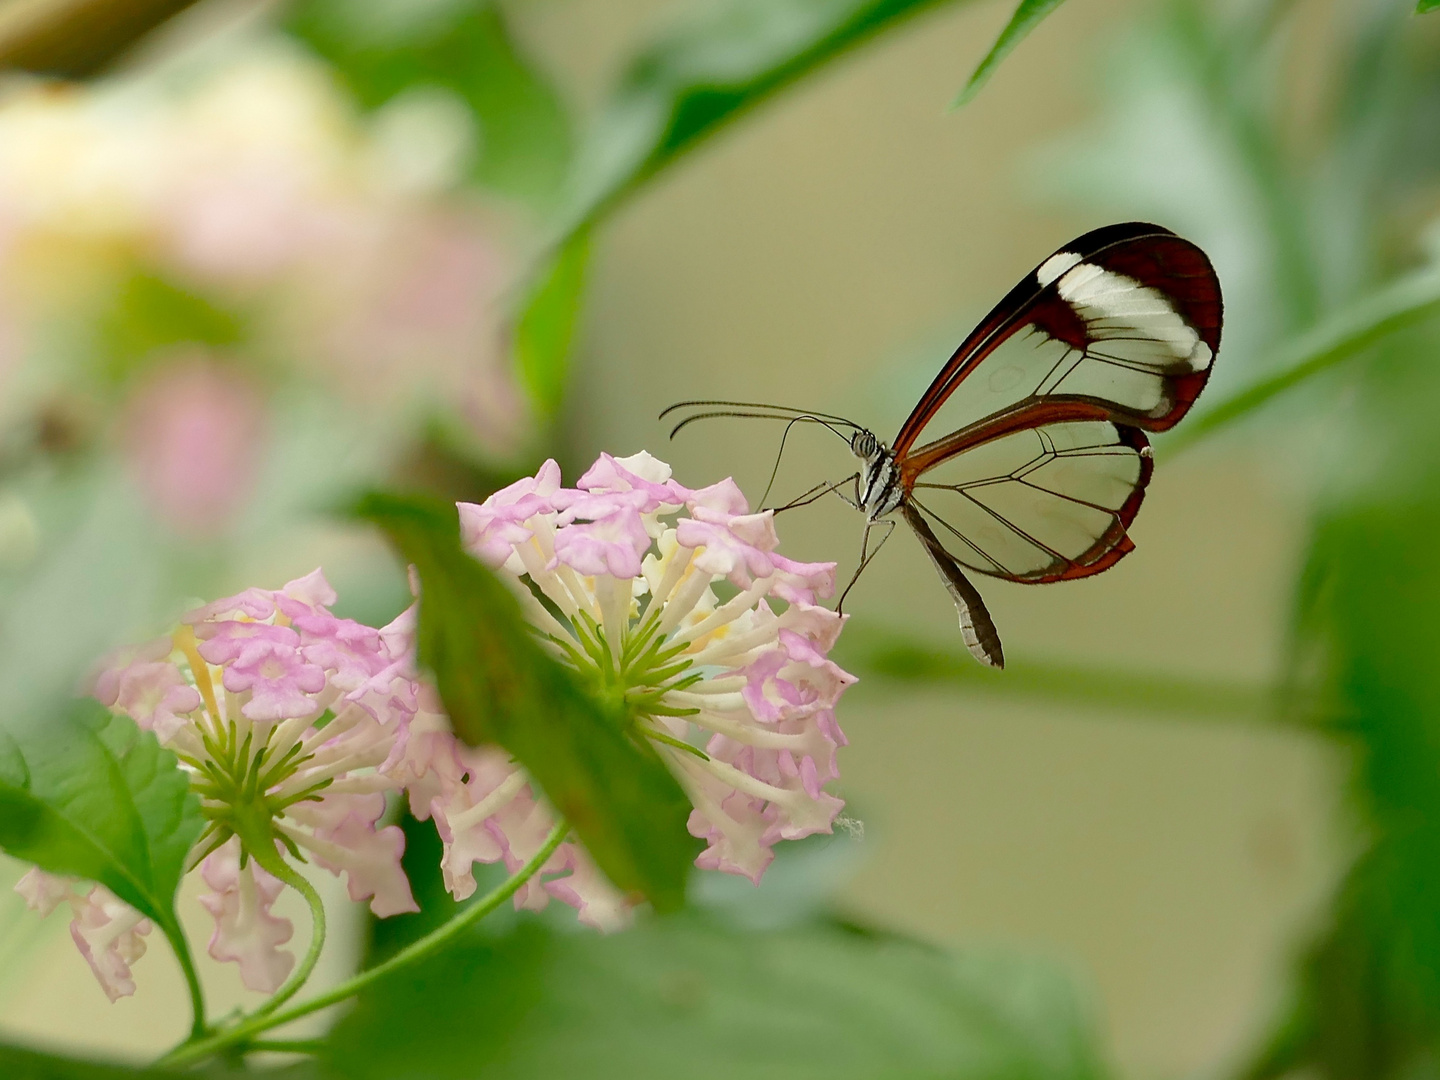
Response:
[849,429,880,461]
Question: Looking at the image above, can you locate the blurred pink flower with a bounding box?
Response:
[290,207,526,455]
[69,885,153,1002]
[16,870,155,1001]
[0,53,533,467]
[198,840,294,994]
[120,354,265,538]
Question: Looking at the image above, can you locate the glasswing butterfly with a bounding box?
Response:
[663,222,1222,669]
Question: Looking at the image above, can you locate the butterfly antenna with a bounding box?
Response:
[663,405,860,445]
[757,414,811,508]
[660,399,861,426]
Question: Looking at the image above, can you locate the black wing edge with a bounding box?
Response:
[901,502,1005,668]
[891,221,1203,456]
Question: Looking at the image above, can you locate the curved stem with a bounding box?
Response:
[247,1038,327,1055]
[246,851,327,1023]
[161,919,208,1040]
[157,821,569,1069]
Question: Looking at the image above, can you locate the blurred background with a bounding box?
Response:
[2,0,1438,1077]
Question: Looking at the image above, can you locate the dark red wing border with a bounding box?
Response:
[892,222,1223,460]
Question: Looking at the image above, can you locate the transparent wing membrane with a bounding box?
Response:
[909,421,1151,582]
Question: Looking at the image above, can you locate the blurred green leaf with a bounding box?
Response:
[0,1039,316,1078]
[328,911,1107,1080]
[0,701,201,933]
[1418,0,1440,13]
[1161,266,1440,458]
[355,492,696,911]
[515,229,589,419]
[953,0,1068,106]
[1243,495,1440,1080]
[555,0,966,241]
[96,272,245,386]
[285,0,571,207]
[840,626,1270,721]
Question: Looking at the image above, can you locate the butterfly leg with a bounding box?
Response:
[767,472,861,515]
[836,517,896,615]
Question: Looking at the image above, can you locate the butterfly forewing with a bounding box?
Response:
[895,222,1219,585]
[894,223,1220,459]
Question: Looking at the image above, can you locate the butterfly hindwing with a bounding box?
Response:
[907,420,1151,583]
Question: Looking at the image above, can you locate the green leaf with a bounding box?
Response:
[354,492,696,912]
[1418,0,1440,13]
[327,911,1108,1080]
[1242,495,1440,1080]
[0,1039,316,1079]
[96,272,246,387]
[0,701,202,932]
[554,0,965,241]
[514,230,590,419]
[1160,266,1440,459]
[953,0,1068,106]
[285,0,571,207]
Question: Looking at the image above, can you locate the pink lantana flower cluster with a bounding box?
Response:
[17,569,420,1001]
[441,452,855,923]
[12,452,856,999]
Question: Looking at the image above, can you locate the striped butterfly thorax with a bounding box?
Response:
[665,222,1222,669]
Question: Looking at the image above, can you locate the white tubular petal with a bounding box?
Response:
[669,580,770,647]
[516,537,579,618]
[274,753,385,800]
[199,843,294,994]
[514,586,573,643]
[307,774,396,795]
[264,713,317,768]
[663,690,747,713]
[16,868,73,916]
[297,703,370,751]
[167,727,207,759]
[691,753,794,806]
[225,690,250,742]
[554,563,600,621]
[446,769,528,835]
[656,566,715,636]
[687,621,779,665]
[310,684,342,714]
[684,709,808,750]
[596,575,630,668]
[284,739,389,787]
[672,675,746,695]
[649,542,694,610]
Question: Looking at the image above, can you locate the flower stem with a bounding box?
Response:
[156,820,569,1069]
[247,1038,327,1055]
[161,918,208,1040]
[246,852,327,1023]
